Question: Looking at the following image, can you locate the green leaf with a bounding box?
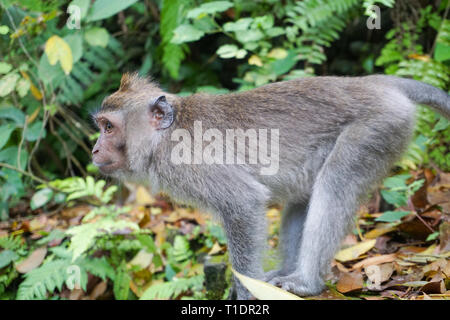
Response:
[380,190,407,207]
[69,0,91,19]
[217,44,239,58]
[375,211,411,222]
[0,146,28,169]
[87,0,138,21]
[38,53,65,86]
[269,50,298,76]
[160,0,186,79]
[0,62,12,74]
[64,34,83,63]
[0,123,16,150]
[0,73,20,97]
[25,121,46,142]
[187,1,233,19]
[0,249,18,268]
[16,78,30,97]
[383,175,409,189]
[236,29,264,43]
[434,43,450,62]
[84,27,109,47]
[136,234,157,253]
[0,25,9,35]
[30,188,54,210]
[113,261,131,300]
[171,24,205,44]
[426,231,439,241]
[223,18,253,32]
[0,106,25,125]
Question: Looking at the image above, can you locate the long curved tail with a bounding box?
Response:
[371,75,450,119]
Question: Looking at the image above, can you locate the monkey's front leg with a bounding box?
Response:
[220,206,267,300]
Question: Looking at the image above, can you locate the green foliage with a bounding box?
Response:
[376,5,450,170]
[17,252,114,300]
[160,0,187,79]
[47,176,118,204]
[380,174,424,208]
[140,274,204,300]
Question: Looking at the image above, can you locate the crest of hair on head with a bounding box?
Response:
[118,72,159,92]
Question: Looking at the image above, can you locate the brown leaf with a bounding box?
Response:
[89,281,107,300]
[69,288,84,300]
[427,172,450,213]
[422,280,446,294]
[364,263,395,290]
[351,254,397,270]
[398,218,432,240]
[410,172,429,209]
[364,225,396,239]
[16,247,47,273]
[336,271,364,293]
[439,222,450,253]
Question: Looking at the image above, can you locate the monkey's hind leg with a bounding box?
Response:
[264,202,308,282]
[269,118,413,296]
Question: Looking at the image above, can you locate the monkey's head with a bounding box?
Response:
[91,73,176,178]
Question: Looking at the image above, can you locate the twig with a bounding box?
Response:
[17,115,28,170]
[0,162,49,186]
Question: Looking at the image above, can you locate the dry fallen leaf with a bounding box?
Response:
[207,241,223,256]
[136,186,154,206]
[335,239,376,262]
[89,281,107,300]
[421,280,446,294]
[364,225,396,239]
[16,247,47,273]
[364,263,395,287]
[232,269,303,300]
[127,249,153,269]
[336,271,364,293]
[352,254,397,270]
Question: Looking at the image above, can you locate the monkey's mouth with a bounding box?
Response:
[93,161,116,173]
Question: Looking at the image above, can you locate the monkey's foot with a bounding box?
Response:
[268,273,325,296]
[263,269,289,282]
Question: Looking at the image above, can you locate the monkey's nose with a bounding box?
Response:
[92,148,99,155]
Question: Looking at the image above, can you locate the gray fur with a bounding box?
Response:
[97,74,450,299]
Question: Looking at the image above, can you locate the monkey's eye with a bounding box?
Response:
[104,121,113,133]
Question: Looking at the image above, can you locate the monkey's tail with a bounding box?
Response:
[383,76,450,119]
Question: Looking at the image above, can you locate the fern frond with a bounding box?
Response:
[140,275,204,300]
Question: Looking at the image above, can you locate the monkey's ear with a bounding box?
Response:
[149,95,175,129]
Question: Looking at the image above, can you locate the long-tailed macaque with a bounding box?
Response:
[92,73,450,299]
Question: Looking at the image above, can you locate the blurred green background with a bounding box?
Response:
[0,0,449,301]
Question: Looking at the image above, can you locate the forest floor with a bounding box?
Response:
[1,168,449,300]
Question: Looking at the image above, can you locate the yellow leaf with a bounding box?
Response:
[334,239,376,262]
[44,35,73,75]
[232,269,303,300]
[267,48,288,59]
[364,225,396,239]
[207,241,223,256]
[20,71,43,100]
[127,249,153,269]
[136,185,154,206]
[27,106,41,124]
[248,55,263,67]
[417,243,437,256]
